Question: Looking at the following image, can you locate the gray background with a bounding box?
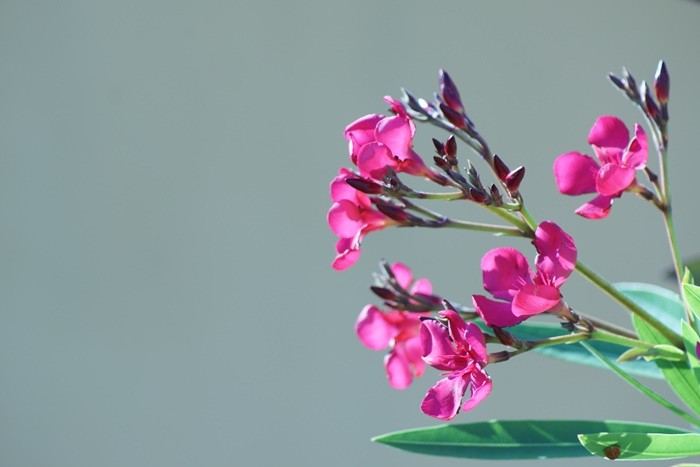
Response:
[1,1,700,466]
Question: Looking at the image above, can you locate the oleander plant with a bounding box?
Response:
[327,61,700,462]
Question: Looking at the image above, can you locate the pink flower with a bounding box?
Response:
[472,221,576,328]
[553,116,648,219]
[328,168,396,270]
[355,263,433,389]
[419,310,491,420]
[344,97,433,180]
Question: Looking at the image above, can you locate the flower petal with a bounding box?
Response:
[420,373,468,421]
[575,194,614,219]
[356,141,396,179]
[332,235,362,271]
[390,262,413,290]
[327,200,363,238]
[461,367,492,412]
[588,115,629,150]
[622,124,648,169]
[472,294,525,328]
[463,322,488,363]
[355,305,394,351]
[534,221,577,287]
[420,319,458,370]
[385,349,412,390]
[596,163,635,196]
[375,114,413,161]
[511,284,561,317]
[553,152,598,195]
[409,278,433,296]
[344,114,382,162]
[481,247,531,300]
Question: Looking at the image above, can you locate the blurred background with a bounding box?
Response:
[2,1,700,466]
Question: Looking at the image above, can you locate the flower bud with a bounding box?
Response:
[622,67,640,100]
[438,69,464,113]
[432,138,445,156]
[505,166,526,192]
[346,177,383,194]
[439,103,468,130]
[370,286,398,301]
[375,202,411,223]
[654,60,669,104]
[492,327,515,346]
[493,155,510,182]
[607,73,626,92]
[444,135,457,158]
[468,187,489,204]
[490,184,502,205]
[641,81,660,121]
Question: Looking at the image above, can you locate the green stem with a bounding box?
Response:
[442,219,525,236]
[588,328,654,350]
[575,260,683,348]
[404,190,467,201]
[482,205,534,237]
[517,203,539,231]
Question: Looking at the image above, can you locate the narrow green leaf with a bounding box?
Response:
[504,320,661,379]
[683,283,700,323]
[373,420,688,460]
[616,282,684,334]
[578,432,700,460]
[681,321,700,384]
[581,342,700,426]
[633,316,700,418]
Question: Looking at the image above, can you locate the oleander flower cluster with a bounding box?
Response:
[326,61,700,464]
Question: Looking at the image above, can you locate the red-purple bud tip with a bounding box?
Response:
[492,327,515,346]
[370,286,398,301]
[439,103,468,130]
[654,60,670,104]
[505,166,525,192]
[695,342,700,360]
[642,82,660,121]
[432,138,445,156]
[374,202,411,223]
[438,69,464,114]
[468,187,489,204]
[433,155,449,169]
[493,155,510,182]
[444,135,457,158]
[346,177,383,194]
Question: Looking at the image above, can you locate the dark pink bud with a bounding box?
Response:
[433,155,449,169]
[505,166,525,192]
[608,73,626,92]
[432,138,445,156]
[370,286,398,301]
[492,327,515,346]
[346,177,383,194]
[375,202,410,223]
[490,184,502,205]
[444,135,457,158]
[493,155,510,182]
[439,103,468,130]
[438,69,464,113]
[641,81,660,121]
[468,187,489,204]
[654,60,670,104]
[695,342,700,360]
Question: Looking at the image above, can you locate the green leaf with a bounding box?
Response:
[681,321,700,384]
[616,282,684,335]
[581,342,700,426]
[683,282,700,323]
[372,420,688,460]
[504,320,662,379]
[633,316,700,418]
[578,432,700,460]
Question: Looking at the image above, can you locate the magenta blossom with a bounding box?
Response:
[344,97,435,181]
[472,221,577,328]
[328,168,397,270]
[553,115,648,219]
[355,263,432,389]
[420,309,491,420]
